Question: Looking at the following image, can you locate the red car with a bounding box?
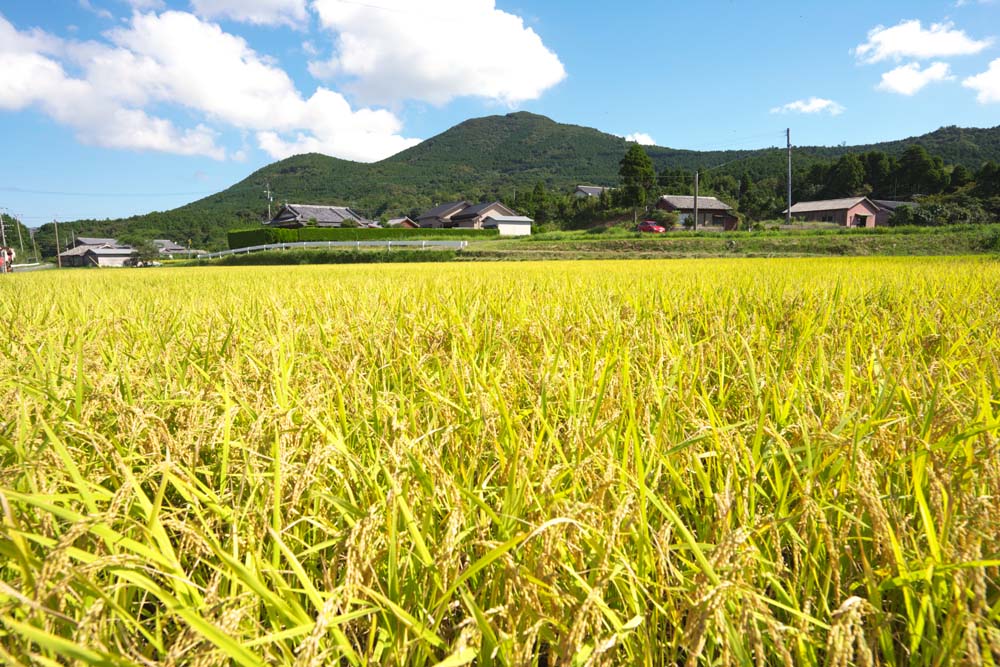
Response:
[637,220,666,233]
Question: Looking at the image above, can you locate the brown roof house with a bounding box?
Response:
[386,217,419,229]
[656,195,739,230]
[785,197,880,228]
[416,201,471,228]
[269,204,374,228]
[450,202,517,229]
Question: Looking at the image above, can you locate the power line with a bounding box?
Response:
[0,186,214,198]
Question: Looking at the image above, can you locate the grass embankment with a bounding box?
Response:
[469,224,1000,260]
[0,258,998,665]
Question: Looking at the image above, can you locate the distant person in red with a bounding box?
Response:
[0,247,7,273]
[3,248,13,272]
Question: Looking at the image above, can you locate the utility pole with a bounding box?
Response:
[693,171,700,231]
[786,128,793,225]
[30,228,39,264]
[0,209,7,248]
[264,181,274,221]
[14,213,24,257]
[54,218,62,268]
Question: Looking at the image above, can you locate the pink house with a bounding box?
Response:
[785,197,882,228]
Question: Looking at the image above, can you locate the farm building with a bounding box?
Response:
[785,197,881,228]
[656,195,739,230]
[268,204,375,228]
[484,215,533,236]
[416,201,472,228]
[574,185,612,198]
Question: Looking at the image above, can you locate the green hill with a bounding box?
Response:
[35,113,1000,252]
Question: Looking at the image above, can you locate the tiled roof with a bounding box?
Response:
[418,201,470,220]
[452,202,514,220]
[788,197,874,214]
[659,195,733,211]
[274,205,368,225]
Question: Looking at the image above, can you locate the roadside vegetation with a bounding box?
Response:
[1,258,998,665]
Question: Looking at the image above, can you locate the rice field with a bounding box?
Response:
[0,257,998,666]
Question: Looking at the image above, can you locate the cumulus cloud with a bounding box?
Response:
[625,132,656,145]
[770,97,846,115]
[877,61,953,95]
[855,20,992,63]
[0,16,224,158]
[964,58,1000,103]
[309,0,566,106]
[190,0,309,27]
[0,12,421,162]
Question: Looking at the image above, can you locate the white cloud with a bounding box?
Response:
[309,0,566,106]
[125,0,166,9]
[770,97,846,115]
[855,20,992,63]
[0,16,224,159]
[877,61,954,95]
[0,12,421,162]
[625,132,656,145]
[190,0,309,27]
[964,58,1000,103]
[79,0,113,20]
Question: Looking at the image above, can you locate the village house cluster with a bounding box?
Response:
[57,237,205,267]
[573,184,912,229]
[266,201,535,237]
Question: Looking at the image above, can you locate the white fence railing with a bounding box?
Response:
[200,240,470,260]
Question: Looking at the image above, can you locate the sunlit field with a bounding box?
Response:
[1,258,998,666]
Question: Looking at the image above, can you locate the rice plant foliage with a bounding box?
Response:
[0,257,998,666]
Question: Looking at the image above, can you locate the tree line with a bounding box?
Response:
[511,144,1000,229]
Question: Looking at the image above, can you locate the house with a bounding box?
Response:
[386,217,419,229]
[58,244,135,267]
[574,185,612,198]
[84,247,136,267]
[416,201,471,228]
[785,197,881,228]
[656,195,739,230]
[59,244,107,267]
[59,240,133,267]
[153,239,206,258]
[268,204,373,228]
[873,200,915,227]
[450,202,517,229]
[153,239,186,253]
[72,237,119,248]
[484,215,533,237]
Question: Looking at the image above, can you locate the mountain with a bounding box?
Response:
[37,113,1000,251]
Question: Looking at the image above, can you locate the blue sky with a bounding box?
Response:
[0,0,998,226]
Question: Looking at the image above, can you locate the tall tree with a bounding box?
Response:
[949,164,973,192]
[829,154,866,197]
[898,145,948,196]
[863,151,892,198]
[619,144,657,222]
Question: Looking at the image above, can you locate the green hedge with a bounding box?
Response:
[214,249,458,265]
[228,227,499,249]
